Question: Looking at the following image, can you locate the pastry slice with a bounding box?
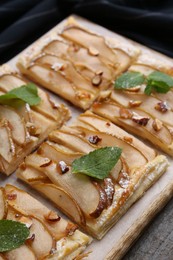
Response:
[17,111,169,239]
[0,65,70,175]
[91,52,173,156]
[0,184,91,259]
[17,17,140,109]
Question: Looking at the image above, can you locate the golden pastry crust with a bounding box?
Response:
[0,65,70,175]
[0,185,91,259]
[17,111,169,239]
[17,17,140,110]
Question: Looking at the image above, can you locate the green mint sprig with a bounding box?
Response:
[0,83,41,106]
[0,220,30,252]
[114,71,173,95]
[72,147,122,180]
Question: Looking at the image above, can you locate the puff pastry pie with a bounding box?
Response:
[92,51,173,156]
[17,111,168,239]
[0,184,91,259]
[0,65,70,175]
[17,17,140,109]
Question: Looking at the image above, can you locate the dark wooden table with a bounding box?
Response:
[124,198,173,260]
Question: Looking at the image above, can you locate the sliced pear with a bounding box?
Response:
[48,130,95,153]
[75,126,146,169]
[77,112,156,162]
[26,64,94,109]
[23,155,100,218]
[32,183,85,225]
[4,245,36,260]
[18,164,49,183]
[111,91,173,127]
[35,54,97,94]
[0,74,26,92]
[129,63,155,76]
[0,188,7,220]
[43,39,69,57]
[28,217,54,259]
[32,89,59,121]
[0,105,26,145]
[93,103,172,154]
[38,141,84,165]
[0,120,15,163]
[5,184,69,240]
[62,26,121,67]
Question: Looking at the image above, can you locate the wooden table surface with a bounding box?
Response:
[124,198,173,260]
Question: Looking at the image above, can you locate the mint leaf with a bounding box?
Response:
[0,83,41,106]
[147,71,173,87]
[144,84,152,95]
[114,71,145,90]
[72,147,122,180]
[144,71,173,95]
[0,220,30,252]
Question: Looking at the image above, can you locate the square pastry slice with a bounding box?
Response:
[17,111,169,239]
[0,65,70,175]
[17,17,140,109]
[91,50,173,156]
[0,184,91,259]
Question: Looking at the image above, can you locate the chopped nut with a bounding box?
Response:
[45,211,61,222]
[129,100,142,107]
[51,62,65,71]
[88,135,102,144]
[40,158,52,167]
[7,193,17,200]
[155,101,169,113]
[58,161,69,174]
[152,118,163,131]
[132,114,150,126]
[76,91,91,100]
[123,136,133,143]
[88,46,99,56]
[97,90,111,102]
[92,74,102,86]
[119,108,132,119]
[19,216,33,228]
[106,122,111,127]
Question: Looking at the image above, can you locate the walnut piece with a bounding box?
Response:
[119,108,132,119]
[129,100,142,107]
[132,114,150,126]
[155,101,169,113]
[152,118,163,131]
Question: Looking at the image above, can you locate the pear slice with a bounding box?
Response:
[4,245,36,260]
[0,254,5,260]
[38,141,84,165]
[0,74,26,92]
[23,154,100,218]
[5,184,69,240]
[111,91,173,127]
[26,64,95,109]
[18,164,49,183]
[35,54,97,94]
[75,126,146,169]
[76,112,156,162]
[0,105,26,145]
[0,120,15,163]
[32,183,85,225]
[92,102,173,153]
[0,188,7,220]
[62,26,122,67]
[43,39,69,57]
[28,217,54,259]
[48,130,95,153]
